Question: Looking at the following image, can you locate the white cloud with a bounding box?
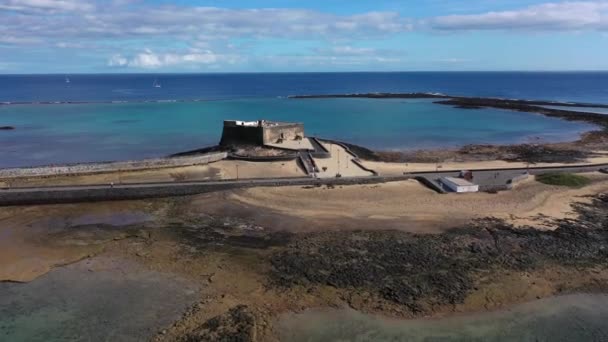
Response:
[430,1,608,31]
[108,54,128,67]
[0,4,412,46]
[0,35,41,44]
[264,52,403,68]
[434,58,474,64]
[2,0,608,71]
[108,49,239,69]
[318,46,377,56]
[0,0,94,13]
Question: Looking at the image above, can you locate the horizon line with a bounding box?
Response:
[2,70,608,76]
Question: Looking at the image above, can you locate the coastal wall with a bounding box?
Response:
[220,123,264,146]
[0,152,228,179]
[0,176,412,206]
[228,153,298,162]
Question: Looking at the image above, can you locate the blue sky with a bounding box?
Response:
[1,0,607,73]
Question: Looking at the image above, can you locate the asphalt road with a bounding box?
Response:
[1,163,607,205]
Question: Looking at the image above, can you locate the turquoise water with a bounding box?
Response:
[0,98,597,167]
[277,294,608,342]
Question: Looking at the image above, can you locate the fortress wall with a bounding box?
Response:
[0,152,228,179]
[262,123,304,144]
[220,124,264,146]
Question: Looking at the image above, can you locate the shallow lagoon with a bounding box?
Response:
[277,294,608,342]
[0,257,198,342]
[0,98,597,167]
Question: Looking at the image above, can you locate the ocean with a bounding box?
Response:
[1,72,606,167]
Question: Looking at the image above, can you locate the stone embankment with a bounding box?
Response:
[0,152,228,179]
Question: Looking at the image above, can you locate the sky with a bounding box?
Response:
[1,0,608,73]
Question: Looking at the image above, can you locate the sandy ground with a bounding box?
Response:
[4,159,306,187]
[3,172,608,282]
[214,160,305,179]
[313,142,374,178]
[228,173,608,232]
[364,153,608,176]
[3,175,608,340]
[3,171,608,282]
[0,200,159,282]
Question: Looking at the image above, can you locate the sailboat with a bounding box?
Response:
[153,78,161,88]
[65,76,70,84]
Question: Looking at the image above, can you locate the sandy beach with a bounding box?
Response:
[228,173,608,231]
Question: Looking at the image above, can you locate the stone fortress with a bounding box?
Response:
[218,119,375,178]
[220,120,305,147]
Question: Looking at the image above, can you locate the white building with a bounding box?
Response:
[440,177,479,193]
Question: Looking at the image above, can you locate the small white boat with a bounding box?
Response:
[65,76,70,84]
[153,78,161,88]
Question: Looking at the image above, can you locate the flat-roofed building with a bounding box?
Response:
[440,176,479,193]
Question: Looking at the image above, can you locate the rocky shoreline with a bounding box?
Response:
[3,181,608,341]
[269,195,608,315]
[291,92,608,110]
[150,190,608,341]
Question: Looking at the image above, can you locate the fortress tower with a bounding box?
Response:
[220,120,305,146]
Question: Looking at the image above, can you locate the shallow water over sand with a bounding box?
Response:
[277,294,608,342]
[0,257,198,342]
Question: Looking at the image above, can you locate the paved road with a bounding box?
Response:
[1,163,607,205]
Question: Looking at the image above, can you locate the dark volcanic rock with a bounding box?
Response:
[291,93,449,100]
[455,105,483,109]
[270,195,608,313]
[0,126,15,130]
[503,144,589,163]
[435,98,608,130]
[170,214,293,250]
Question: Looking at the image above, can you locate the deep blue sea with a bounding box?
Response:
[2,72,608,103]
[1,72,607,167]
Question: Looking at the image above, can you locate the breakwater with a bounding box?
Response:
[0,152,227,179]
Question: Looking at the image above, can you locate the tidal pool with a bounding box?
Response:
[277,294,608,342]
[0,257,198,342]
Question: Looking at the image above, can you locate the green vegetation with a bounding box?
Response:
[536,173,591,187]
